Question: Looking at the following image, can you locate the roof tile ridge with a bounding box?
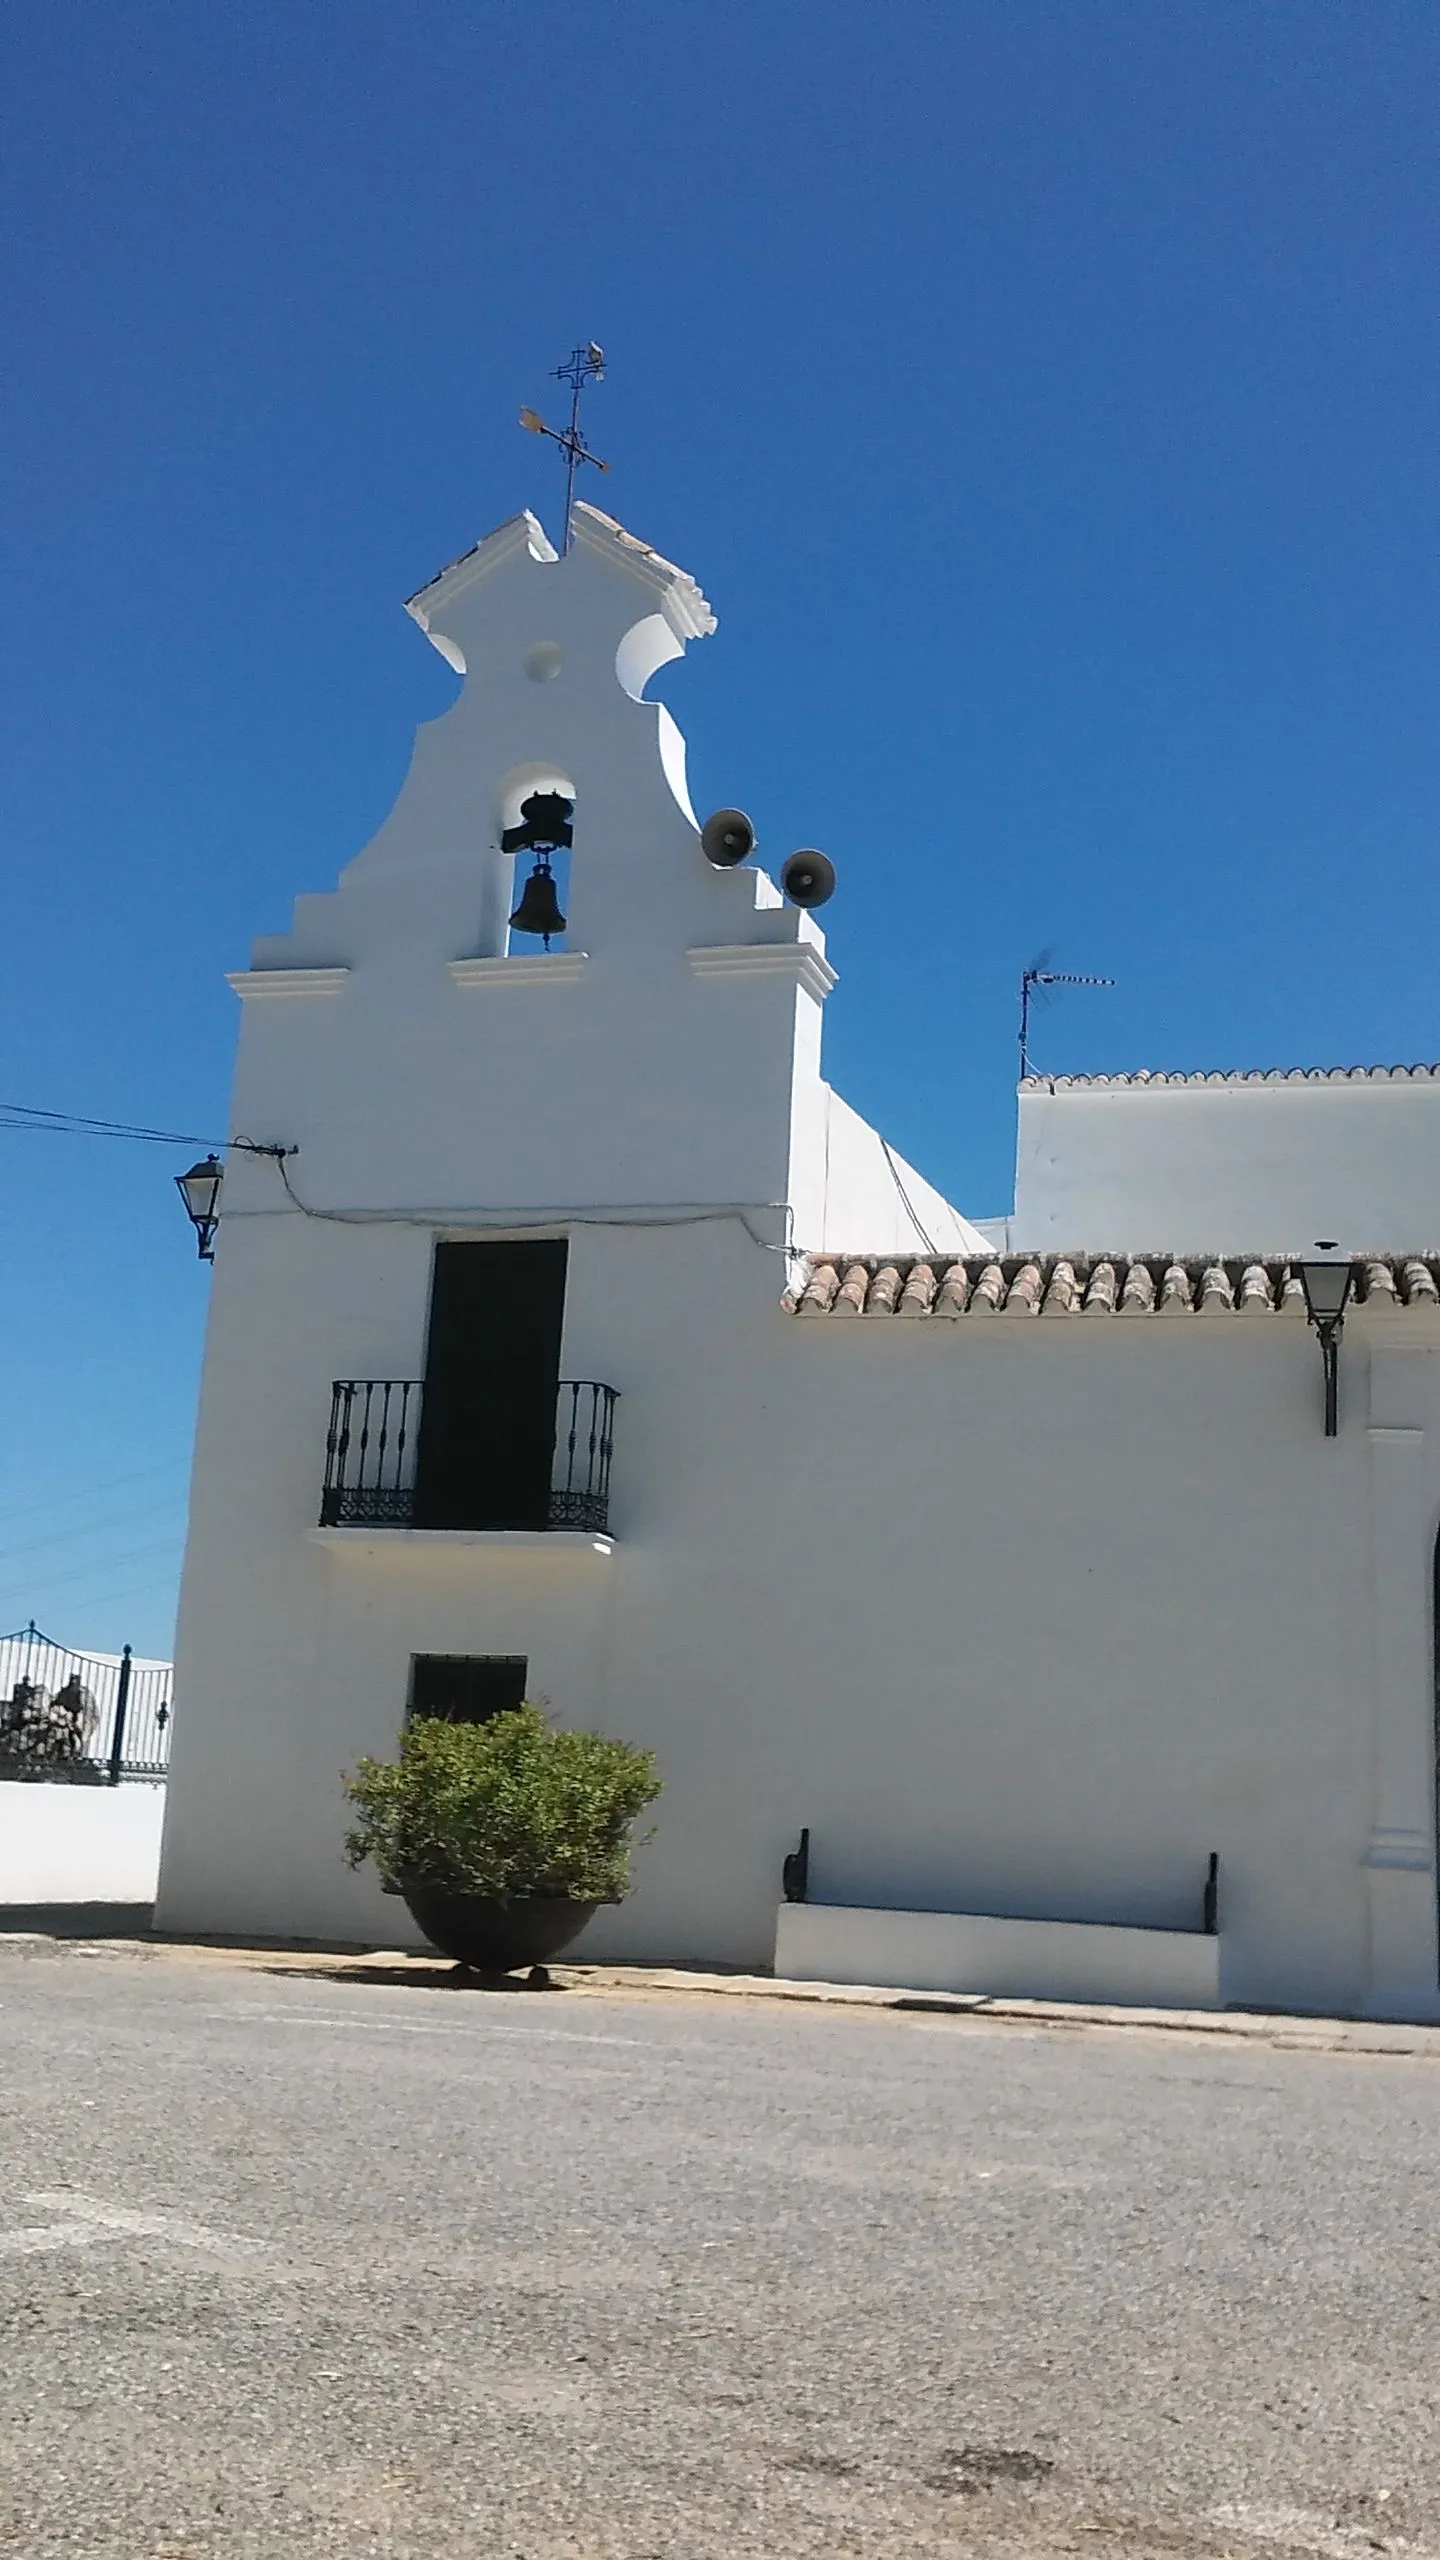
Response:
[1021,1063,1440,1092]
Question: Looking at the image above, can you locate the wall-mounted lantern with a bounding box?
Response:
[175,1154,223,1261]
[1298,1244,1353,1437]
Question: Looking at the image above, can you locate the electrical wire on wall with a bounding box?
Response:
[0,1096,800,1259]
[273,1153,795,1257]
[878,1136,939,1253]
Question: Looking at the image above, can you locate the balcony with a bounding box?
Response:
[319,1379,618,1538]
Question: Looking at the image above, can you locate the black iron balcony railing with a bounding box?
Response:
[319,1379,618,1537]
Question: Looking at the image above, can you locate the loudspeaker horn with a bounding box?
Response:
[700,807,757,868]
[781,848,836,909]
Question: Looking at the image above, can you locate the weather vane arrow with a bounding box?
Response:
[519,342,608,554]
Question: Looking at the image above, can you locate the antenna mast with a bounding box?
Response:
[1019,967,1115,1083]
[518,342,609,553]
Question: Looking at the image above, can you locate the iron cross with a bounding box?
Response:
[519,342,609,553]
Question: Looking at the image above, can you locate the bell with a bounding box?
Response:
[501,791,574,856]
[509,855,567,947]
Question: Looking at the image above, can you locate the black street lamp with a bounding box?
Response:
[175,1153,223,1261]
[1298,1245,1353,1437]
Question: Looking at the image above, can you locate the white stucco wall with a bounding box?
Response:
[794,1086,989,1256]
[0,1782,164,1905]
[158,1180,1440,2017]
[774,1903,1222,2008]
[156,501,1440,2023]
[1014,1071,1440,1255]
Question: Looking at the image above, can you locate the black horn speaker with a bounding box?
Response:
[780,849,835,909]
[700,807,757,868]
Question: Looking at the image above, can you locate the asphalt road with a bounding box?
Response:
[0,1940,1438,2559]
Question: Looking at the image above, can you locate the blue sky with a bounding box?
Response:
[2,1,1437,1655]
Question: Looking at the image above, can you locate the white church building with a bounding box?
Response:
[156,500,1440,2023]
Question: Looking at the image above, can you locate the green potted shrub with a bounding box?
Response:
[342,1705,660,1973]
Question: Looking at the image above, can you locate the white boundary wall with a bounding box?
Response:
[0,1782,165,1905]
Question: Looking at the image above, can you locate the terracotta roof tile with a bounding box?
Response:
[1159,1263,1194,1316]
[865,1262,904,1317]
[1082,1259,1118,1316]
[897,1262,937,1318]
[1199,1263,1233,1316]
[965,1263,1003,1316]
[783,1254,1440,1320]
[1006,1261,1043,1317]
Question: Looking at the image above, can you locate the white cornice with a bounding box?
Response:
[403,510,558,626]
[308,1527,613,1556]
[570,505,716,639]
[227,967,351,999]
[686,944,838,1003]
[448,952,590,990]
[1022,1064,1440,1093]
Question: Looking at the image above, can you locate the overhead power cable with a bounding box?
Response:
[0,1456,190,1534]
[0,1102,277,1155]
[0,1494,189,1567]
[0,1531,186,1604]
[878,1136,939,1254]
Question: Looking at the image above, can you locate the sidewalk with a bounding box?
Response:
[9,1911,1440,2058]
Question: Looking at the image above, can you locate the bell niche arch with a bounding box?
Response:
[477,762,577,959]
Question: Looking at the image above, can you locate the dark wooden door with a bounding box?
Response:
[411,1240,567,1530]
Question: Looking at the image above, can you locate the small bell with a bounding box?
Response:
[509,853,567,948]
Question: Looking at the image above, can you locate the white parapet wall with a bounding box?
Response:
[775,1902,1222,2009]
[0,1782,166,1907]
[1012,1067,1440,1256]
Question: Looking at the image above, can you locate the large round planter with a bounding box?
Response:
[400,1885,603,1973]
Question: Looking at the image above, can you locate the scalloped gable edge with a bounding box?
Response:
[405,510,559,616]
[570,504,717,639]
[402,503,717,645]
[1021,1064,1440,1091]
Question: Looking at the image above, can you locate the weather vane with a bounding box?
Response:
[519,342,609,554]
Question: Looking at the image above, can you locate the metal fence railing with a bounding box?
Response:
[0,1623,173,1784]
[320,1378,619,1536]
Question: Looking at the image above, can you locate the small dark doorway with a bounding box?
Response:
[412,1240,567,1530]
[409,1655,528,1726]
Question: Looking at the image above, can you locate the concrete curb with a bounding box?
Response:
[10,1922,1440,2057]
[557,1964,1440,2055]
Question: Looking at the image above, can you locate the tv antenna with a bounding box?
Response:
[519,342,609,554]
[1019,961,1115,1083]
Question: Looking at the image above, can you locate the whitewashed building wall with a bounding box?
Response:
[156,503,1440,2022]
